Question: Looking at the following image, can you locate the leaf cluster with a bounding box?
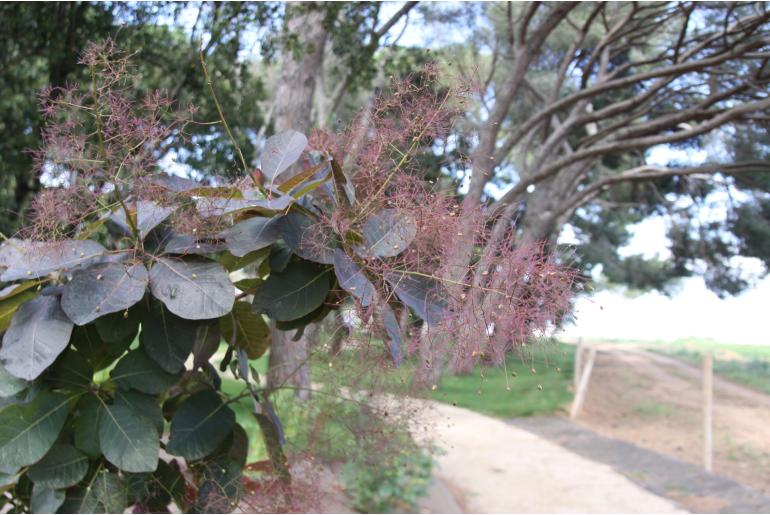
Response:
[0,123,450,513]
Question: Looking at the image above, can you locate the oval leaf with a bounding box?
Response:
[333,249,376,307]
[166,389,235,461]
[252,261,330,322]
[278,212,336,264]
[99,403,159,473]
[0,363,26,398]
[381,304,404,367]
[74,395,103,459]
[357,209,417,258]
[94,308,140,344]
[149,257,234,320]
[261,130,307,181]
[0,391,71,467]
[114,390,164,434]
[141,301,199,373]
[72,323,133,372]
[111,201,177,239]
[60,470,127,514]
[62,262,148,326]
[196,194,294,218]
[224,216,280,258]
[0,239,107,282]
[384,272,450,326]
[220,301,270,359]
[49,349,94,391]
[110,349,181,395]
[0,296,74,381]
[28,444,89,489]
[31,484,65,513]
[162,234,226,256]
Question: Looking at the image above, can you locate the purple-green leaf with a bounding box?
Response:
[0,296,74,381]
[61,263,148,326]
[149,257,234,320]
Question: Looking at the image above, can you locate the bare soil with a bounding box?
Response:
[575,345,770,497]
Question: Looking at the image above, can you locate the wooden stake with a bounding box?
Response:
[703,351,714,472]
[574,337,584,391]
[570,346,597,419]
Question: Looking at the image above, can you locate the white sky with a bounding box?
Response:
[560,218,770,345]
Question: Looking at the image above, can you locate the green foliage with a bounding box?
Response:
[220,301,271,360]
[0,392,71,468]
[251,261,332,322]
[27,444,89,489]
[341,446,434,513]
[0,57,449,509]
[431,342,575,418]
[98,403,160,473]
[166,390,236,461]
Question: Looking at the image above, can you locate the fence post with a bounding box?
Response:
[574,337,584,391]
[570,346,597,419]
[703,351,714,472]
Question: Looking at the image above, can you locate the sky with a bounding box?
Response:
[560,220,770,346]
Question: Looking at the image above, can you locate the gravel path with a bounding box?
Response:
[420,401,685,513]
[510,416,770,514]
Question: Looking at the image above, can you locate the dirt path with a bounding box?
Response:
[573,345,770,498]
[418,401,684,513]
[510,416,770,514]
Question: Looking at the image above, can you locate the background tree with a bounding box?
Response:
[0,2,277,236]
[430,2,770,297]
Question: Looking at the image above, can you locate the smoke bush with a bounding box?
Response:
[0,41,574,514]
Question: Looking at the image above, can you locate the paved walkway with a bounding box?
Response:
[420,401,685,513]
[509,416,770,514]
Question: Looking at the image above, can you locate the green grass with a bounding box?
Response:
[430,341,575,418]
[634,400,673,418]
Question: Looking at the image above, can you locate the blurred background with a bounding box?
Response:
[1,2,769,512]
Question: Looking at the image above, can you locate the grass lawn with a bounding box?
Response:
[430,341,575,418]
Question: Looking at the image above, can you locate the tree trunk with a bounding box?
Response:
[266,3,328,399]
[516,164,583,246]
[271,3,327,134]
[267,322,314,400]
[518,186,560,245]
[328,310,349,357]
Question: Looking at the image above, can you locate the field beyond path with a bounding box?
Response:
[573,345,770,497]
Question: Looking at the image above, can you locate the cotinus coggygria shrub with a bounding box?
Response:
[0,43,574,513]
